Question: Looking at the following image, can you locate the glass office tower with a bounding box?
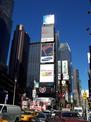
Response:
[26,42,40,98]
[9,25,30,104]
[0,0,14,65]
[58,42,73,106]
[0,0,14,104]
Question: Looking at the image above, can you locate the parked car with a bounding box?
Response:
[0,104,22,122]
[19,110,38,122]
[0,119,8,122]
[74,107,83,117]
[61,111,82,118]
[31,112,49,122]
[50,110,88,122]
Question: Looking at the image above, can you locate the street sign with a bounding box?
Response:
[32,89,36,99]
[83,92,87,100]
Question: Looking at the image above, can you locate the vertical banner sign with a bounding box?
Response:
[58,60,61,80]
[62,60,69,80]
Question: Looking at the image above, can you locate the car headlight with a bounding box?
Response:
[31,119,36,122]
[39,120,46,122]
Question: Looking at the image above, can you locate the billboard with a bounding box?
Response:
[40,43,54,63]
[43,14,55,25]
[40,64,54,83]
[41,25,54,42]
[87,52,90,64]
[62,60,69,80]
[58,61,61,80]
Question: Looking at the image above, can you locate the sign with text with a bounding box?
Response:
[40,64,54,83]
[40,43,54,63]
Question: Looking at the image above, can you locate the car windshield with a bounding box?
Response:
[37,113,46,118]
[24,111,34,115]
[75,110,82,112]
[0,105,3,111]
[62,112,79,118]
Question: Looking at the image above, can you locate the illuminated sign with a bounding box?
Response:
[40,43,54,63]
[62,60,69,80]
[40,64,54,83]
[43,14,55,25]
[41,25,54,42]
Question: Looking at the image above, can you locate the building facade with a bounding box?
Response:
[36,14,59,104]
[88,46,91,98]
[0,0,14,65]
[9,25,30,104]
[0,0,14,104]
[26,42,40,99]
[58,42,73,107]
[73,69,81,106]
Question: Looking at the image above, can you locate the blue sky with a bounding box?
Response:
[11,0,91,90]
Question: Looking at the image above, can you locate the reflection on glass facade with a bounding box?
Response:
[0,0,14,65]
[59,42,73,102]
[0,18,9,64]
[59,42,72,80]
[27,42,40,97]
[59,43,71,62]
[73,69,81,106]
[0,0,14,17]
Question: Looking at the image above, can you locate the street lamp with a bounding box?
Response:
[13,78,17,105]
[4,90,8,104]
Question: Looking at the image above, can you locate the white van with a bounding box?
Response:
[0,104,22,122]
[74,106,83,117]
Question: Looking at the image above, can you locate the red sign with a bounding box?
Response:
[39,87,46,93]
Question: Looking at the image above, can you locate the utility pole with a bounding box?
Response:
[13,78,17,105]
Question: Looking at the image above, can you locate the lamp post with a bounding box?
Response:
[4,90,8,104]
[13,78,17,105]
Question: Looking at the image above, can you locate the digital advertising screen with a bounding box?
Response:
[40,43,54,63]
[40,64,54,83]
[41,25,54,42]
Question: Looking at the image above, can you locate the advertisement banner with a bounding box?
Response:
[41,25,54,42]
[58,61,61,80]
[41,38,54,42]
[62,60,69,80]
[43,14,55,25]
[40,64,54,83]
[87,52,90,63]
[40,43,54,63]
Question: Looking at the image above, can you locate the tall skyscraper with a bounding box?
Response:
[88,46,91,98]
[59,43,72,62]
[37,14,59,99]
[73,69,81,106]
[0,0,14,65]
[9,25,30,104]
[58,42,72,106]
[26,42,40,98]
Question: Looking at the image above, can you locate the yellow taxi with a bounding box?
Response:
[0,119,8,122]
[19,110,38,122]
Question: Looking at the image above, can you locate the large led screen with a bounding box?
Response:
[58,61,61,80]
[62,60,69,80]
[41,25,54,42]
[40,64,54,83]
[43,14,55,25]
[40,43,54,63]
